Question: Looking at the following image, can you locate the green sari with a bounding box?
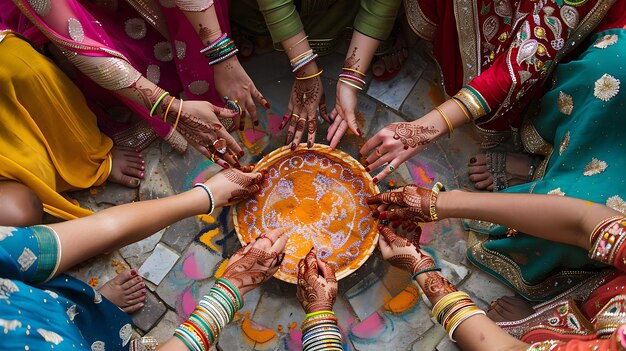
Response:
[467,28,626,301]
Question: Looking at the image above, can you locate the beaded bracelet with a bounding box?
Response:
[193,183,215,215]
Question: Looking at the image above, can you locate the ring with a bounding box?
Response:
[223,96,242,116]
[375,149,382,157]
[388,164,395,172]
[291,113,301,121]
[213,138,227,154]
[210,152,217,162]
[259,234,275,246]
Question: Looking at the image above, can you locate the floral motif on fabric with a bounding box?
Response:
[526,340,564,351]
[153,41,173,62]
[559,131,570,156]
[146,65,160,84]
[0,319,22,331]
[17,247,36,271]
[66,305,78,321]
[607,195,626,214]
[37,328,64,345]
[548,188,565,196]
[159,0,175,8]
[557,91,573,115]
[67,18,85,42]
[583,158,608,176]
[188,80,209,95]
[0,278,19,299]
[0,227,15,241]
[26,0,50,16]
[91,340,105,351]
[92,287,102,304]
[44,290,59,299]
[175,41,186,60]
[594,74,620,102]
[120,323,133,346]
[124,18,147,40]
[594,34,618,49]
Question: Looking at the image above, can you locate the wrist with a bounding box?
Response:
[435,190,459,220]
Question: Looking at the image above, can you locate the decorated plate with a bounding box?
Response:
[233,144,380,284]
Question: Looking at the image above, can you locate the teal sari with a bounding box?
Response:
[0,225,132,350]
[467,28,626,301]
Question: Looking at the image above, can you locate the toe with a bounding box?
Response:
[469,172,490,182]
[118,174,141,188]
[124,289,146,303]
[467,165,488,175]
[475,176,494,190]
[371,59,385,77]
[125,281,145,295]
[122,275,143,290]
[123,166,144,179]
[122,302,145,314]
[111,270,134,285]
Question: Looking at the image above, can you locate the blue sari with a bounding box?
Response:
[0,225,132,350]
[467,29,626,301]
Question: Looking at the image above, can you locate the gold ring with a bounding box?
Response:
[292,113,300,119]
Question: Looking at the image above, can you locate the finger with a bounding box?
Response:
[292,109,306,150]
[365,146,387,166]
[326,116,342,141]
[344,109,361,137]
[306,110,317,149]
[316,257,336,281]
[297,257,306,279]
[379,225,401,245]
[218,128,245,159]
[285,114,298,146]
[329,119,348,149]
[265,228,285,247]
[272,229,289,254]
[319,94,331,124]
[244,93,257,126]
[366,188,403,205]
[366,152,395,173]
[381,208,415,222]
[253,87,269,112]
[304,248,318,274]
[377,231,392,256]
[215,148,240,169]
[329,108,338,123]
[212,104,239,118]
[279,113,291,131]
[359,133,383,160]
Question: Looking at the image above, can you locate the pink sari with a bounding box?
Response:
[0,0,230,139]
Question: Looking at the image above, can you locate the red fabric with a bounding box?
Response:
[582,273,626,320]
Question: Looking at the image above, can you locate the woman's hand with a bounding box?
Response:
[327,81,361,148]
[204,168,266,208]
[360,122,439,182]
[296,248,338,313]
[167,99,244,168]
[213,57,268,129]
[377,225,435,276]
[222,228,287,295]
[367,184,440,223]
[282,74,328,150]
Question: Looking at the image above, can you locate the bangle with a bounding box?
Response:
[342,67,366,77]
[450,97,471,122]
[434,106,453,137]
[447,308,485,342]
[338,78,363,91]
[150,92,169,117]
[589,215,624,245]
[290,49,313,65]
[193,183,215,215]
[296,68,324,80]
[173,99,183,131]
[163,96,175,123]
[429,182,445,221]
[289,35,309,51]
[411,267,441,280]
[338,73,366,86]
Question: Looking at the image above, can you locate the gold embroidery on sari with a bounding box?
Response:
[454,0,481,84]
[125,18,148,40]
[175,40,186,60]
[404,0,437,41]
[67,18,85,43]
[594,74,621,102]
[125,0,170,39]
[583,158,608,176]
[153,41,173,62]
[63,50,141,90]
[146,64,160,84]
[607,195,626,214]
[26,0,50,16]
[559,131,570,156]
[188,80,209,95]
[595,34,619,49]
[473,124,511,149]
[548,188,565,196]
[594,295,626,337]
[521,119,553,180]
[558,91,573,115]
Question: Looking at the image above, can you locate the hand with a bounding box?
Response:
[205,168,266,208]
[167,98,244,168]
[213,57,268,130]
[367,184,440,223]
[281,74,327,150]
[327,80,361,148]
[296,248,338,313]
[222,228,287,295]
[377,225,435,275]
[360,122,439,182]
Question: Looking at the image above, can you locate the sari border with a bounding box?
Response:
[467,230,599,301]
[453,0,481,84]
[404,1,437,41]
[521,117,553,181]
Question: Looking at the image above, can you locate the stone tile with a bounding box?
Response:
[345,272,392,321]
[411,325,447,351]
[251,290,305,330]
[139,142,174,201]
[215,319,255,351]
[161,216,202,253]
[154,264,194,310]
[66,250,128,289]
[146,310,181,343]
[459,269,515,310]
[138,243,180,285]
[119,229,164,268]
[438,257,470,287]
[436,336,461,351]
[380,265,414,297]
[366,51,428,110]
[91,182,138,206]
[161,147,215,195]
[132,290,168,332]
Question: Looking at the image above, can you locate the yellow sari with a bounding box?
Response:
[0,32,112,220]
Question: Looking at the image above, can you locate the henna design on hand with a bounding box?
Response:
[222,247,277,294]
[422,271,456,301]
[384,123,439,150]
[130,81,168,111]
[222,169,263,202]
[370,185,434,222]
[296,251,338,313]
[293,77,322,108]
[343,47,362,71]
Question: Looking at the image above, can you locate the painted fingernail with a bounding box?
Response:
[139,283,145,288]
[364,161,369,166]
[254,120,260,126]
[235,162,242,169]
[239,150,245,157]
[141,160,145,164]
[377,224,384,230]
[365,166,370,172]
[379,212,387,220]
[130,269,137,276]
[469,157,477,164]
[356,128,362,136]
[357,152,362,158]
[373,177,379,184]
[307,141,313,148]
[372,210,380,218]
[291,143,296,151]
[223,163,230,169]
[136,277,142,282]
[264,102,271,109]
[140,172,144,178]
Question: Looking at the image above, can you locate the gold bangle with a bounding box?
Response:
[162,96,175,123]
[435,107,453,137]
[432,291,469,322]
[429,181,445,222]
[451,97,471,122]
[342,67,366,77]
[339,78,363,91]
[296,68,324,80]
[173,99,183,131]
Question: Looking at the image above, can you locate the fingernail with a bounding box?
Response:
[379,212,387,220]
[239,150,245,157]
[130,269,137,276]
[365,166,370,172]
[291,143,296,151]
[264,102,271,109]
[254,121,260,126]
[364,161,369,166]
[469,157,477,164]
[140,283,145,288]
[136,277,142,282]
[377,224,384,230]
[356,128,362,136]
[223,163,230,169]
[140,165,145,170]
[141,160,145,164]
[372,210,380,218]
[140,172,144,178]
[307,141,313,148]
[142,289,147,295]
[235,162,241,169]
[357,152,362,158]
[373,177,379,184]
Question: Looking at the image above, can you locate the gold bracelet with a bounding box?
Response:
[162,96,175,123]
[451,97,471,122]
[432,291,469,322]
[296,68,324,80]
[435,106,453,137]
[342,67,366,77]
[429,182,445,222]
[173,99,183,131]
[339,78,363,91]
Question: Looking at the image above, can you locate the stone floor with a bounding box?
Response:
[69,41,513,351]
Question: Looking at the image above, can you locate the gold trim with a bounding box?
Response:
[521,118,553,180]
[404,0,437,41]
[473,124,511,150]
[454,0,480,84]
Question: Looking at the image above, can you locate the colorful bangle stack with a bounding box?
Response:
[174,278,243,351]
[338,67,366,91]
[432,291,485,342]
[301,310,343,351]
[589,216,626,264]
[453,86,491,120]
[291,49,319,73]
[150,91,170,117]
[201,33,239,66]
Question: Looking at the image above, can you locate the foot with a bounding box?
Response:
[99,269,147,313]
[486,295,535,322]
[371,34,409,81]
[108,146,145,188]
[467,152,535,191]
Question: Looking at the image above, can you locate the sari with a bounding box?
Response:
[0,225,131,350]
[0,32,112,220]
[467,26,626,301]
[0,0,230,146]
[405,0,616,147]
